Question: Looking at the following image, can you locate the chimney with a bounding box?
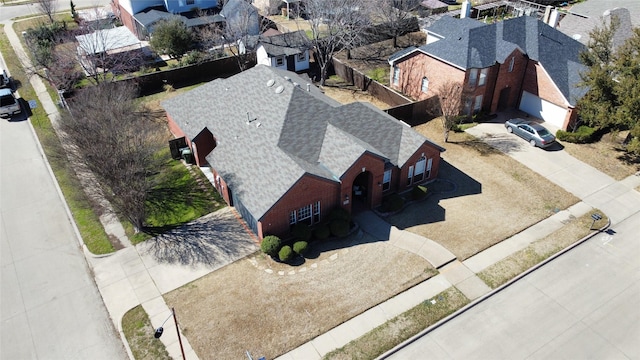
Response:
[548,8,560,28]
[543,5,552,24]
[460,0,471,19]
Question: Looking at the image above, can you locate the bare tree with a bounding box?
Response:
[24,7,145,89]
[304,0,372,85]
[36,0,58,23]
[435,80,464,143]
[372,0,420,48]
[59,82,165,232]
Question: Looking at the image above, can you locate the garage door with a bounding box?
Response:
[519,91,567,128]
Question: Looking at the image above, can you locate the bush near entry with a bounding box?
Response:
[411,185,428,200]
[278,245,293,262]
[261,235,282,257]
[293,241,309,255]
[330,219,350,237]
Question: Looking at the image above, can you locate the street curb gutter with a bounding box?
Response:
[377,218,611,359]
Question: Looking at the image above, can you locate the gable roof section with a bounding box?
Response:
[390,15,588,105]
[258,30,311,57]
[162,65,441,221]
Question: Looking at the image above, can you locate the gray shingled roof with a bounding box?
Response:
[390,15,588,105]
[258,30,311,57]
[162,65,442,221]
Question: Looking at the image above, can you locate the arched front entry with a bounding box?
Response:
[351,171,373,211]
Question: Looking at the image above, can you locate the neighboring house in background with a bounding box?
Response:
[75,26,147,74]
[389,15,588,130]
[418,0,450,17]
[255,30,311,72]
[162,65,444,240]
[111,0,219,39]
[220,0,261,36]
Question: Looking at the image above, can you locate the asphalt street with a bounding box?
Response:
[0,52,127,357]
[386,212,640,359]
[0,0,110,23]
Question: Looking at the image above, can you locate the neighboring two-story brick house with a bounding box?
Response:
[162,65,444,240]
[389,15,588,130]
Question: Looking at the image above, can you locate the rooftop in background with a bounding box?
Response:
[76,26,141,55]
[557,0,640,45]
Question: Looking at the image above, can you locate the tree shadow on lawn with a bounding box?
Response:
[139,211,258,267]
[388,160,481,230]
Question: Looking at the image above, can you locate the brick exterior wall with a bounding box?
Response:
[259,175,340,239]
[393,49,577,130]
[398,142,442,191]
[111,1,138,39]
[489,49,528,112]
[339,152,386,212]
[391,52,466,101]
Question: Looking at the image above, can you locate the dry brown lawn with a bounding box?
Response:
[164,233,435,360]
[478,209,608,289]
[561,132,640,180]
[388,120,580,260]
[321,78,390,110]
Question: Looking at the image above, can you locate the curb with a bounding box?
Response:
[377,217,611,359]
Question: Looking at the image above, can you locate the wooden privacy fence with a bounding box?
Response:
[331,57,438,125]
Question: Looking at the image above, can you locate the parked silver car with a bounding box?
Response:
[505,118,556,148]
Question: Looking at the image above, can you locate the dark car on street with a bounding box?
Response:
[505,118,557,148]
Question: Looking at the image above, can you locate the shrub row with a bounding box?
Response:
[556,126,596,144]
[261,235,309,262]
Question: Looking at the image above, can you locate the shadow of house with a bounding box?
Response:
[389,160,481,230]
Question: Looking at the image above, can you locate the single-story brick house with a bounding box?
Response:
[162,65,445,240]
[389,15,588,130]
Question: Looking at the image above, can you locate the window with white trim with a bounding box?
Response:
[508,57,515,72]
[407,165,414,186]
[289,210,296,225]
[313,201,320,223]
[478,68,488,86]
[275,56,284,66]
[421,77,429,93]
[426,158,433,179]
[393,66,400,85]
[474,95,483,113]
[468,68,478,87]
[297,52,306,62]
[382,169,392,191]
[413,157,426,182]
[186,0,195,4]
[298,204,312,224]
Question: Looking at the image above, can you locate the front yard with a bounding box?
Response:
[164,233,434,359]
[390,119,580,260]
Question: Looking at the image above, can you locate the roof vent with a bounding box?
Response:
[266,79,275,87]
[275,85,284,94]
[283,76,290,81]
[293,82,299,87]
[256,122,262,128]
[306,83,311,92]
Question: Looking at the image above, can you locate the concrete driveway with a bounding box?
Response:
[465,117,640,224]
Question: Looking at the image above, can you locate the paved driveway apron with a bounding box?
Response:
[465,123,640,224]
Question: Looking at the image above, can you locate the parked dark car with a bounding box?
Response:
[505,118,556,148]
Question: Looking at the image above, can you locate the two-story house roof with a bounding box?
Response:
[389,15,588,130]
